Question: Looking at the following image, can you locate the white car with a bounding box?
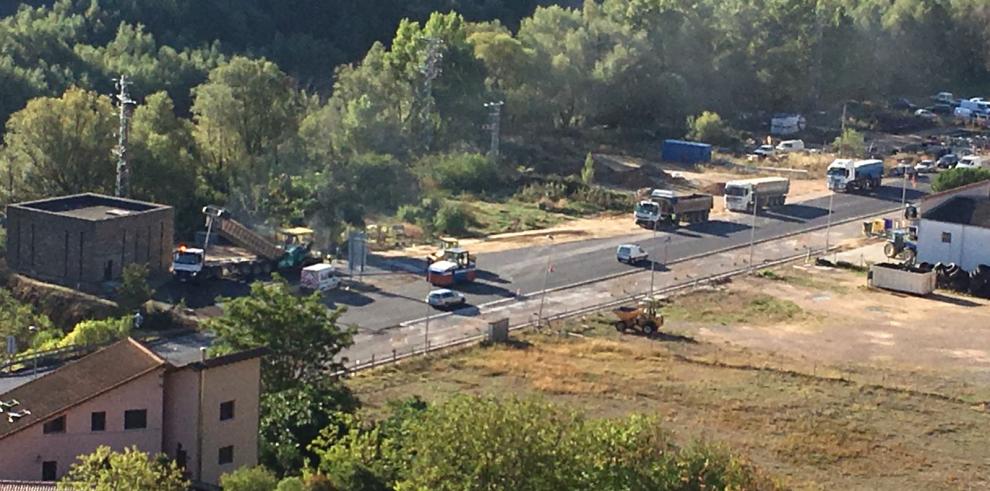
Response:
[913,160,936,174]
[914,108,936,120]
[616,244,649,264]
[426,289,466,309]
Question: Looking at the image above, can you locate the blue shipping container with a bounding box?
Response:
[662,139,712,164]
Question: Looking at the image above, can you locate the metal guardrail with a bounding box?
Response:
[340,246,831,375]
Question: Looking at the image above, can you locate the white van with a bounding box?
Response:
[300,263,340,292]
[775,139,805,153]
[956,155,986,169]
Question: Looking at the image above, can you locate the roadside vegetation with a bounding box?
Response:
[1,0,988,247]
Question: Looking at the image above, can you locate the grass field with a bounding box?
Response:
[350,285,990,490]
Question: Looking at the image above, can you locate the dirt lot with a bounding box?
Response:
[350,263,990,490]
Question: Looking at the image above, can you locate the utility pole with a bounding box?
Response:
[749,198,758,269]
[824,191,834,254]
[536,235,554,329]
[650,219,658,297]
[417,37,445,152]
[839,102,848,156]
[113,74,135,198]
[484,101,504,160]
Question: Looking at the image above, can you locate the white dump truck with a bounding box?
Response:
[723,177,790,212]
[634,189,713,228]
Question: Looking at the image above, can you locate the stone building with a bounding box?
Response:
[5,193,173,288]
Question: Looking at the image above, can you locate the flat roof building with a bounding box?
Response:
[5,194,174,288]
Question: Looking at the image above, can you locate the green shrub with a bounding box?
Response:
[423,152,501,194]
[40,317,132,350]
[433,202,474,235]
[832,128,865,157]
[931,167,990,192]
[220,466,279,491]
[686,111,736,146]
[117,263,154,314]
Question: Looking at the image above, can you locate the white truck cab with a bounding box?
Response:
[171,246,206,281]
[775,139,805,153]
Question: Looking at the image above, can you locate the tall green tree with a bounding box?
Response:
[1,87,115,199]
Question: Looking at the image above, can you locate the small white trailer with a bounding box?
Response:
[867,263,936,295]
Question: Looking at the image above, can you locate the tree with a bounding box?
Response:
[1,87,116,199]
[932,167,990,192]
[206,276,354,393]
[59,445,187,491]
[0,288,57,354]
[581,153,595,186]
[433,201,474,236]
[220,466,279,491]
[833,128,866,157]
[40,317,132,350]
[686,111,734,146]
[117,263,154,314]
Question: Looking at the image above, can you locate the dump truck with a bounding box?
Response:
[826,159,884,192]
[723,177,790,212]
[612,297,665,336]
[170,206,321,282]
[634,189,713,228]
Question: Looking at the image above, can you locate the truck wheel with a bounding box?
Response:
[642,322,657,336]
[883,242,897,258]
[614,321,626,333]
[902,248,916,264]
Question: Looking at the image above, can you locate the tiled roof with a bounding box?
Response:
[0,481,61,491]
[0,339,165,440]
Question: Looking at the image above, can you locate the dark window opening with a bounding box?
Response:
[941,232,952,243]
[218,445,234,465]
[91,411,106,432]
[220,400,235,421]
[43,415,65,434]
[124,409,147,430]
[176,443,187,470]
[42,461,57,481]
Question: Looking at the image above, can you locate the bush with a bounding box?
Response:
[220,466,279,491]
[117,263,154,314]
[423,152,501,194]
[581,153,595,186]
[433,202,474,235]
[931,167,990,192]
[832,128,866,157]
[686,111,736,146]
[41,316,132,350]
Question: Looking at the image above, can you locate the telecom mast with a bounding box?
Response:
[113,74,135,198]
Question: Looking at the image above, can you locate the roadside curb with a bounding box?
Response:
[396,203,905,328]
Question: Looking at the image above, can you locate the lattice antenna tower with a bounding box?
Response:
[113,74,136,197]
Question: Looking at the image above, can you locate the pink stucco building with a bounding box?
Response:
[0,338,264,487]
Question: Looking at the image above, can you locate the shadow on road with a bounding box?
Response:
[156,279,252,309]
[455,280,518,299]
[450,304,481,317]
[477,270,511,284]
[760,203,829,224]
[922,293,984,308]
[625,260,669,272]
[689,219,751,237]
[872,185,927,203]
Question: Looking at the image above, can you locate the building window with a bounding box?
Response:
[218,446,234,465]
[43,415,65,434]
[124,409,147,430]
[91,411,106,432]
[941,232,952,243]
[220,400,235,421]
[42,461,57,481]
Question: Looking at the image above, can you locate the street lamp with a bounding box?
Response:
[28,325,37,376]
[824,190,835,254]
[748,196,758,270]
[536,234,555,328]
[650,219,658,297]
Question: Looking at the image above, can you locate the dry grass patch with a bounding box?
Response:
[663,288,807,326]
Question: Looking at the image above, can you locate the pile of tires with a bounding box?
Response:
[934,263,970,292]
[969,264,990,298]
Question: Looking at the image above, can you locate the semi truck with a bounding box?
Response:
[826,159,884,193]
[723,177,790,212]
[634,189,713,228]
[170,206,320,282]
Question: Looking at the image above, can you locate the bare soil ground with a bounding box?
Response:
[350,262,990,490]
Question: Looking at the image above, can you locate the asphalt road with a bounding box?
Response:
[331,179,930,331]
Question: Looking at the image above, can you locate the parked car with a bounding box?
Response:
[889,163,915,177]
[914,108,937,120]
[914,160,936,174]
[426,289,466,309]
[937,154,959,168]
[891,98,916,111]
[616,244,649,264]
[930,103,954,115]
[931,91,955,105]
[751,144,776,158]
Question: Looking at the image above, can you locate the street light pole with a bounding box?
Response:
[650,219,658,297]
[748,196,758,269]
[424,270,431,352]
[824,191,835,254]
[901,171,907,207]
[28,325,37,376]
[537,235,554,328]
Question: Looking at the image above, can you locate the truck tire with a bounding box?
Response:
[642,322,657,336]
[883,242,898,258]
[614,321,626,333]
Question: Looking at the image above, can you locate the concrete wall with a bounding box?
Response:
[198,357,261,485]
[918,220,990,271]
[0,368,166,481]
[162,367,200,481]
[5,205,173,287]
